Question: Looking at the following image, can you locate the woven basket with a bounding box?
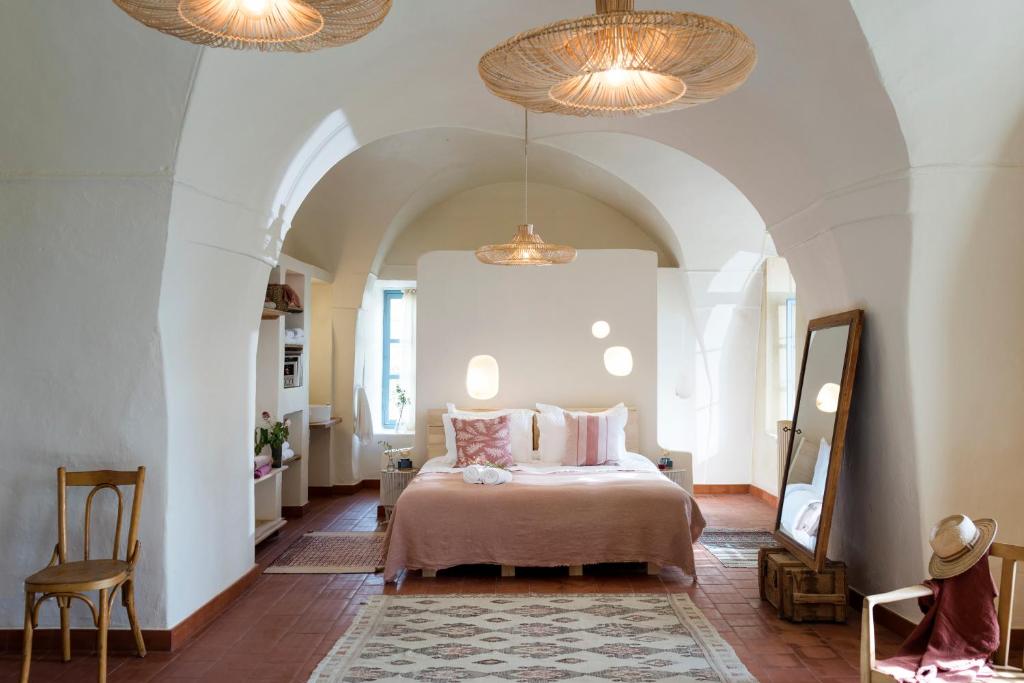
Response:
[265,284,303,313]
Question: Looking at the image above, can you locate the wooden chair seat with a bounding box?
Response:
[25,560,130,593]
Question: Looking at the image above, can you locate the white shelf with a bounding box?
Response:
[254,518,287,544]
[254,465,287,486]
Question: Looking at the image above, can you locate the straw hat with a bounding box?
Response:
[928,514,997,579]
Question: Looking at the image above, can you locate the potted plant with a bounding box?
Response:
[256,411,290,468]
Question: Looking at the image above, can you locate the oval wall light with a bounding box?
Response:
[603,346,633,377]
[591,321,611,339]
[816,382,841,413]
[466,355,500,400]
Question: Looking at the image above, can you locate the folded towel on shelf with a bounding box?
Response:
[462,465,511,485]
[254,454,272,469]
[254,463,272,479]
[284,328,306,343]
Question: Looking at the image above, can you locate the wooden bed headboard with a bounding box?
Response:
[426,407,640,459]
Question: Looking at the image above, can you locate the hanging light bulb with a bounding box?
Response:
[238,0,272,17]
[475,110,577,266]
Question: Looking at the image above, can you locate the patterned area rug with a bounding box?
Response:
[265,532,385,574]
[308,593,757,682]
[699,528,776,568]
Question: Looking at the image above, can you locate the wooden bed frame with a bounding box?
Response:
[426,406,641,458]
[421,406,654,578]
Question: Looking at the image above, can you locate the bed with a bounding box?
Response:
[382,407,706,582]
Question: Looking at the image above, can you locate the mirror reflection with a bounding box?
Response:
[778,324,849,553]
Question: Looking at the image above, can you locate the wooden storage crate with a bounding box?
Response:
[758,546,847,623]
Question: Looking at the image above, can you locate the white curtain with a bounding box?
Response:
[399,288,417,432]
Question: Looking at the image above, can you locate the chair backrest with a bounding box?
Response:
[57,467,146,565]
[992,542,1024,668]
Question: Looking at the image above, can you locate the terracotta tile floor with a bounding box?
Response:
[1,492,903,682]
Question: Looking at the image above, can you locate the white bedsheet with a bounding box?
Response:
[419,451,659,475]
[779,482,823,549]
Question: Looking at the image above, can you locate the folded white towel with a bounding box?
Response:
[462,464,485,484]
[461,465,512,485]
[254,454,272,468]
[480,467,512,485]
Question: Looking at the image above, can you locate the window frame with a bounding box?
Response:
[381,289,404,429]
[785,296,797,417]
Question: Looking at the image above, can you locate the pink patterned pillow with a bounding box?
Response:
[563,411,615,466]
[452,414,514,468]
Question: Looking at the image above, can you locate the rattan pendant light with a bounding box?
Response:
[476,112,577,267]
[112,0,390,52]
[478,0,756,117]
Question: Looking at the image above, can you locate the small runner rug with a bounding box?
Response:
[699,528,776,568]
[265,531,385,574]
[307,593,757,682]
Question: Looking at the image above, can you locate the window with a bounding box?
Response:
[784,296,796,413]
[381,289,404,429]
[776,296,797,421]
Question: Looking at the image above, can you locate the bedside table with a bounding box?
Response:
[381,468,418,521]
[661,468,692,493]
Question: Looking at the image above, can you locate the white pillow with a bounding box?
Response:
[811,438,831,493]
[536,403,628,464]
[443,404,535,463]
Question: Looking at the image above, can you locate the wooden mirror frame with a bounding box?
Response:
[773,309,864,572]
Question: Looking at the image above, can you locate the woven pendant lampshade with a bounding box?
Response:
[476,225,577,267]
[111,0,390,52]
[478,0,756,117]
[476,111,577,267]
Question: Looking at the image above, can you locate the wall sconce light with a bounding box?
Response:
[816,382,840,413]
[591,321,610,339]
[466,355,500,399]
[603,346,633,377]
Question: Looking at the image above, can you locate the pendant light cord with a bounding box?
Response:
[523,108,529,226]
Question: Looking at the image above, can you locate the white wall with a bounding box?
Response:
[309,282,334,407]
[415,251,658,460]
[159,186,273,628]
[384,182,673,268]
[656,269,696,455]
[0,177,173,629]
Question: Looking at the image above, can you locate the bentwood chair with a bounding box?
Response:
[21,467,146,683]
[860,541,1024,681]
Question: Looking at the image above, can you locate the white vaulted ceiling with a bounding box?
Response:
[2,0,907,275]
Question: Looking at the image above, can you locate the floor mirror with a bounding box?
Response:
[774,309,863,572]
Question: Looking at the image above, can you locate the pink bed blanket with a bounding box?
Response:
[383,471,706,581]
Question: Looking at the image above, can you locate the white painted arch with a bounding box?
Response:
[9,0,1024,634]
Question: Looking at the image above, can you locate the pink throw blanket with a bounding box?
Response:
[383,471,705,581]
[877,553,999,682]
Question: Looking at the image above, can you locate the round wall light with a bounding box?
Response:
[816,382,841,413]
[466,355,500,400]
[591,320,611,339]
[603,346,633,377]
